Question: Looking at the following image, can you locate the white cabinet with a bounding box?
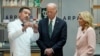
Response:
[90,0,100,44]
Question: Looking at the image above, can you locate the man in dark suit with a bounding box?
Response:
[36,3,67,56]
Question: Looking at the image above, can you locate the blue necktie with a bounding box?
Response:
[49,20,52,38]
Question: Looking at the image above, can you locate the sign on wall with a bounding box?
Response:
[41,8,47,19]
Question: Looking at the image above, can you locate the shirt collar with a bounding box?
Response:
[49,16,56,23]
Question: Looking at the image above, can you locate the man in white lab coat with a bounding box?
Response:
[7,7,39,56]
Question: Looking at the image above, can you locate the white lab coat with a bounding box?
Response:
[7,19,39,56]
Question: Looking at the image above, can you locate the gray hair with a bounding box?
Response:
[46,3,57,10]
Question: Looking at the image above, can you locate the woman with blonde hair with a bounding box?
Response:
[74,11,96,56]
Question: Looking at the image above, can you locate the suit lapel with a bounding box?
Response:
[51,18,59,39]
[45,18,50,38]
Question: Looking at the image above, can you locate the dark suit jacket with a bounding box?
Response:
[36,17,67,56]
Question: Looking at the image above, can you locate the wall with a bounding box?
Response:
[62,0,90,56]
[40,0,62,18]
[3,8,37,21]
[0,1,1,23]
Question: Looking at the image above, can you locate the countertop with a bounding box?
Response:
[0,42,40,53]
[94,44,100,55]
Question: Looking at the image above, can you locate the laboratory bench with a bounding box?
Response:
[94,44,100,56]
[0,42,40,56]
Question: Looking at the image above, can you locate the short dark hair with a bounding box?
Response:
[19,7,31,13]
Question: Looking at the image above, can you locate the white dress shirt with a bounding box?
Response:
[7,19,39,56]
[48,16,56,32]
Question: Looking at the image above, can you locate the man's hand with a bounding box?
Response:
[44,48,53,56]
[32,23,38,33]
[22,22,33,32]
